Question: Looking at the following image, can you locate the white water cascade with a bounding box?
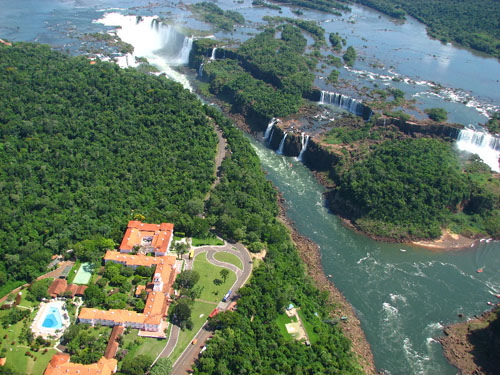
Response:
[298,133,310,161]
[198,63,204,77]
[277,133,288,155]
[210,47,217,60]
[264,118,278,142]
[97,13,194,91]
[319,90,366,117]
[456,127,500,172]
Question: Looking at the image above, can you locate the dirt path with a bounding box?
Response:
[204,122,227,202]
[0,261,74,305]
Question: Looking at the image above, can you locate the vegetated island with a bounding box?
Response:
[353,0,500,59]
[190,21,500,248]
[261,0,500,58]
[439,305,500,375]
[0,42,366,375]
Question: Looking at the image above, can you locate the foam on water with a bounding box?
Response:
[96,13,193,91]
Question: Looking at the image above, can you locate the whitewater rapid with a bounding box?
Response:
[96,13,194,91]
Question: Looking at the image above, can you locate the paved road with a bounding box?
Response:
[160,241,252,374]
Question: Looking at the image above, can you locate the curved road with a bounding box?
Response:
[154,241,252,373]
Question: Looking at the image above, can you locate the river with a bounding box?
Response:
[250,137,500,375]
[1,1,500,374]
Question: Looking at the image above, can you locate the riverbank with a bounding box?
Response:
[439,305,500,375]
[196,91,377,373]
[277,194,377,375]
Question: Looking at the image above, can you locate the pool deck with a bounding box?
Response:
[31,300,71,340]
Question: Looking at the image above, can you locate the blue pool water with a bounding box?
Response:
[41,306,63,329]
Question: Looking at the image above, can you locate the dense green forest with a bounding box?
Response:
[191,25,319,121]
[191,2,245,31]
[0,41,363,374]
[198,106,363,374]
[334,137,500,239]
[0,43,217,295]
[269,0,349,15]
[354,0,500,58]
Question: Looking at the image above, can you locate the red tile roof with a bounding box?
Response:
[44,354,116,375]
[48,279,67,297]
[47,279,87,298]
[119,220,174,254]
[104,326,124,359]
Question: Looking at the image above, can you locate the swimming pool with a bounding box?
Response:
[41,306,63,329]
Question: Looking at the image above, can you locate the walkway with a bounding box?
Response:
[153,241,252,372]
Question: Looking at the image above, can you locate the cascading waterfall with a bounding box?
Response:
[277,133,288,155]
[97,13,194,90]
[456,127,500,172]
[298,133,310,161]
[264,118,277,142]
[269,128,275,145]
[210,47,217,60]
[319,90,365,116]
[198,63,204,77]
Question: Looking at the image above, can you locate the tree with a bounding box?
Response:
[27,279,51,301]
[174,242,189,260]
[329,33,342,51]
[220,269,229,283]
[73,237,115,263]
[150,357,173,375]
[425,107,448,122]
[186,198,205,216]
[327,69,339,84]
[121,354,153,375]
[342,46,357,67]
[174,270,200,290]
[106,293,127,309]
[135,299,145,312]
[170,299,192,329]
[83,283,106,308]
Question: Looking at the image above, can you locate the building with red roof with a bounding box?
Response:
[47,279,87,298]
[119,220,174,256]
[44,354,117,375]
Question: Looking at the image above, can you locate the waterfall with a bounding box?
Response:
[269,128,275,145]
[198,63,204,77]
[277,133,288,155]
[210,47,217,60]
[97,13,194,90]
[298,133,310,161]
[264,118,277,142]
[456,127,500,172]
[319,90,365,117]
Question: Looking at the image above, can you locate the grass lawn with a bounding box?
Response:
[193,253,236,303]
[276,313,296,339]
[296,309,319,344]
[0,308,58,374]
[169,300,214,362]
[17,288,40,309]
[120,329,166,360]
[66,260,81,284]
[213,252,243,270]
[191,236,224,247]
